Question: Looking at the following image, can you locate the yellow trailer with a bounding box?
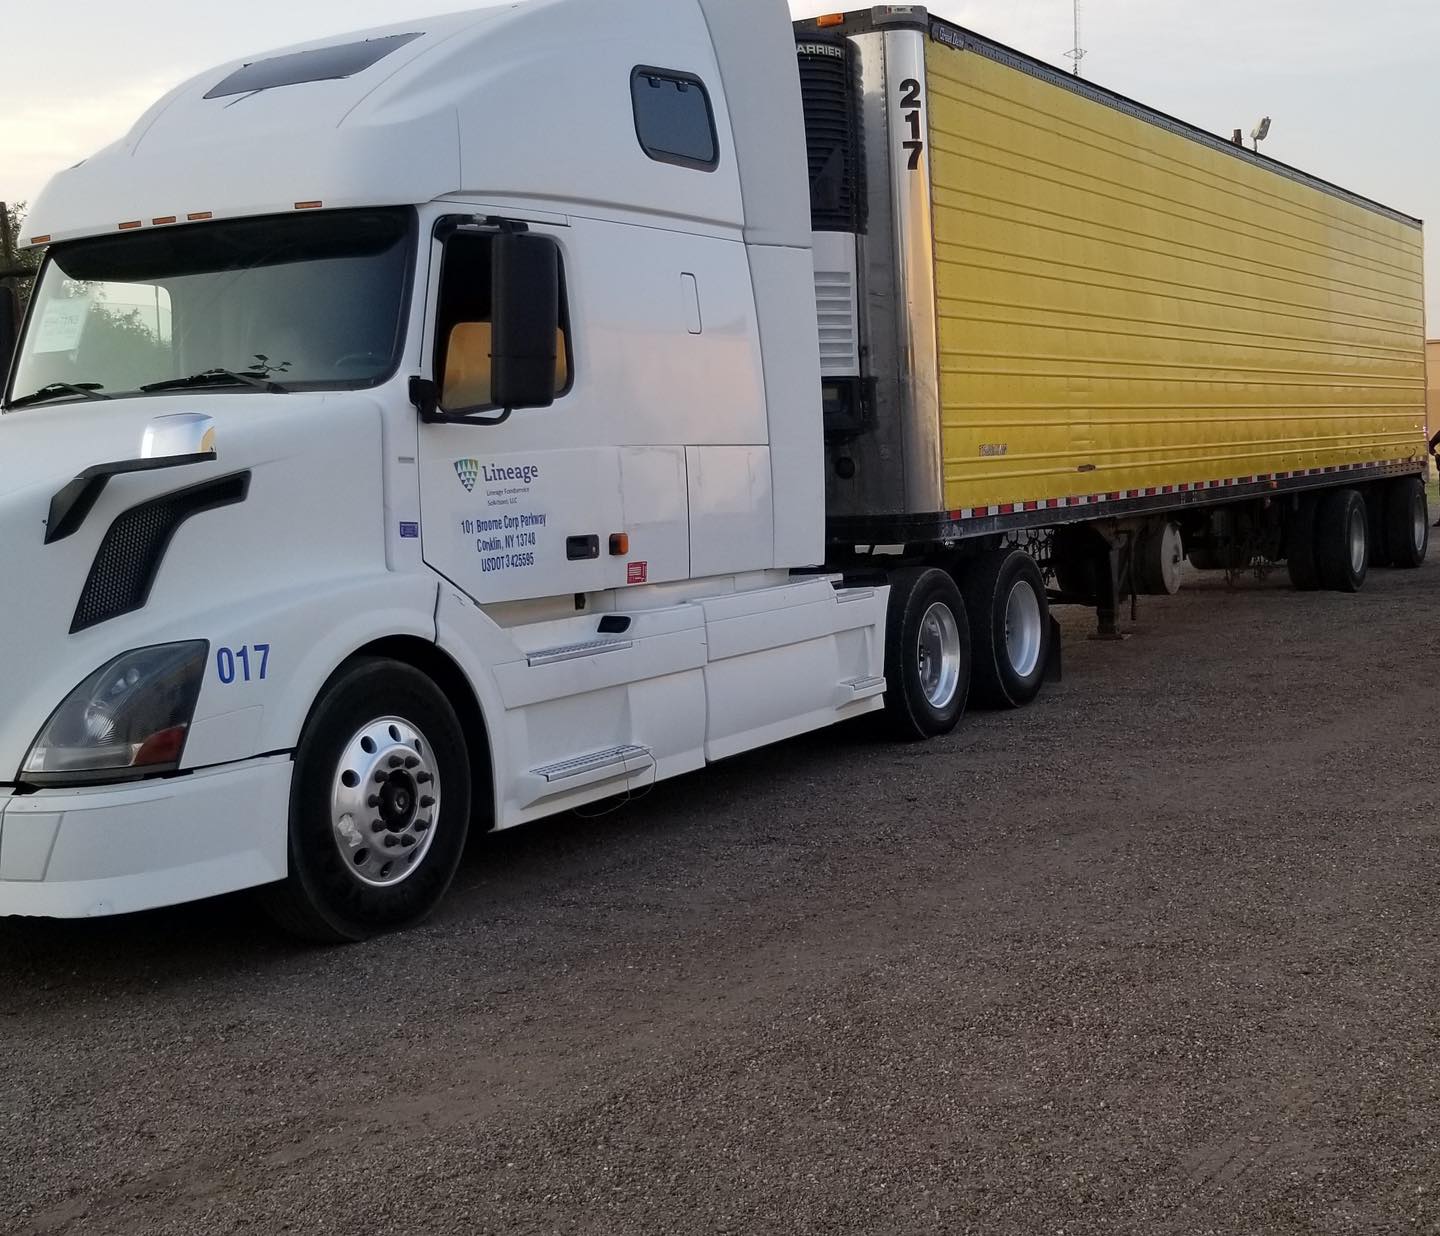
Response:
[926,31,1426,513]
[796,6,1428,650]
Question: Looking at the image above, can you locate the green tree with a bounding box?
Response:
[2,201,42,312]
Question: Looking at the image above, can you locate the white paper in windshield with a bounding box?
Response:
[32,299,91,353]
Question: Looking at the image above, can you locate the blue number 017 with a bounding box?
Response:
[217,644,270,684]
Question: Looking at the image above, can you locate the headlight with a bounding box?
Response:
[21,642,209,785]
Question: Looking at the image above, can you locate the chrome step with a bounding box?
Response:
[526,638,634,667]
[531,744,652,784]
[835,674,886,706]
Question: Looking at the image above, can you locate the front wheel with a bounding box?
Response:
[261,658,472,942]
[883,566,971,740]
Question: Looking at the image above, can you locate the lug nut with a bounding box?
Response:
[383,835,400,849]
[405,756,420,769]
[420,796,435,808]
[388,755,404,769]
[368,795,381,808]
[371,820,385,834]
[374,771,388,784]
[416,772,433,784]
[400,835,416,848]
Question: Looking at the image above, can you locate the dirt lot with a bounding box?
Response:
[2,551,1438,1235]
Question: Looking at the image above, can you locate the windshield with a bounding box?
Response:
[6,208,413,410]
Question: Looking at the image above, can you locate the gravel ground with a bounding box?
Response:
[2,553,1439,1235]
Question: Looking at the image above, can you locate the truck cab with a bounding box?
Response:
[0,0,899,937]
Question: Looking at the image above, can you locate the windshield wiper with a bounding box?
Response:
[8,382,111,408]
[141,368,289,394]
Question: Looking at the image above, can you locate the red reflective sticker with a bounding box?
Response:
[627,562,648,585]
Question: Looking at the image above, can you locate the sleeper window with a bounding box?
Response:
[631,68,719,171]
[434,231,571,412]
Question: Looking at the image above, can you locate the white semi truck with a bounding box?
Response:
[0,0,1426,939]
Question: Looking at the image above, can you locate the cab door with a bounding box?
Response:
[416,220,626,605]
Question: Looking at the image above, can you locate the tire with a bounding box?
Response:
[1186,548,1222,571]
[882,566,971,740]
[1314,488,1369,593]
[261,658,472,942]
[960,549,1049,709]
[1383,477,1428,569]
[1137,522,1184,595]
[1285,495,1320,591]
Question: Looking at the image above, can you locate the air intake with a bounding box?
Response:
[72,473,250,633]
[795,34,866,233]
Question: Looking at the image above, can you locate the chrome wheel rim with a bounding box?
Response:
[1004,579,1043,679]
[330,717,439,888]
[1160,522,1184,594]
[917,601,963,710]
[1348,506,1366,575]
[1414,491,1427,554]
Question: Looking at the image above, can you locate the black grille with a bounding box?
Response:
[71,474,250,633]
[796,35,865,233]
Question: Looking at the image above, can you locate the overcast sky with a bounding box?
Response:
[2,0,1436,326]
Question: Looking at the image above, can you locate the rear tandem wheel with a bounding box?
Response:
[882,566,972,740]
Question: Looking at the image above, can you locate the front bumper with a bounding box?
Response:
[0,756,291,918]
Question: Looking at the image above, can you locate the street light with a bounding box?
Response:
[1251,116,1271,153]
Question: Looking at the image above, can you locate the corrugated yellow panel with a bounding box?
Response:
[925,39,1427,510]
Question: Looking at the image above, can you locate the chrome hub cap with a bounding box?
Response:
[330,717,439,888]
[1348,507,1366,575]
[916,601,963,710]
[1004,580,1043,678]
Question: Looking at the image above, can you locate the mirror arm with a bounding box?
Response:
[410,377,512,428]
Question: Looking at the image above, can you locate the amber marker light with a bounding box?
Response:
[609,533,630,557]
[186,212,213,222]
[152,216,177,226]
[118,220,142,230]
[816,13,845,26]
[29,235,50,245]
[294,200,323,210]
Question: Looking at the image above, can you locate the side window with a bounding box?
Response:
[630,67,719,171]
[435,231,572,413]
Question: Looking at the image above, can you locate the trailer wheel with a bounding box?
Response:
[883,566,971,740]
[1315,488,1369,593]
[261,658,472,942]
[1137,522,1184,595]
[1382,477,1428,569]
[1285,495,1321,591]
[960,549,1049,709]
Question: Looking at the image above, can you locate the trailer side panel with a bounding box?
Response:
[925,34,1427,513]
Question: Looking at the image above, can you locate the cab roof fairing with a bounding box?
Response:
[24,0,803,247]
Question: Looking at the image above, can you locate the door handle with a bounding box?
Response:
[566,535,600,561]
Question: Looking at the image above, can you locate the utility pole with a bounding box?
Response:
[1064,0,1086,77]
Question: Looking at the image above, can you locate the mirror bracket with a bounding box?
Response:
[410,376,512,428]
